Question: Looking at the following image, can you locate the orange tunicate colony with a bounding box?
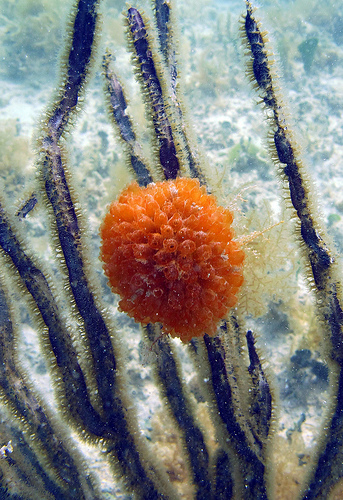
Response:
[100,177,244,342]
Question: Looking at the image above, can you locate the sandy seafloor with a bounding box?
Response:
[1,0,343,498]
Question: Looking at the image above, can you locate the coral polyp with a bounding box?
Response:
[100,177,244,341]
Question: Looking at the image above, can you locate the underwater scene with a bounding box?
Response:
[0,0,343,498]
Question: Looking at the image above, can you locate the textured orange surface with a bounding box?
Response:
[100,178,244,342]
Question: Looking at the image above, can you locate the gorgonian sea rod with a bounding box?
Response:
[0,0,342,499]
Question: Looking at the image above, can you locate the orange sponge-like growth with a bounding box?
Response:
[100,178,244,342]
